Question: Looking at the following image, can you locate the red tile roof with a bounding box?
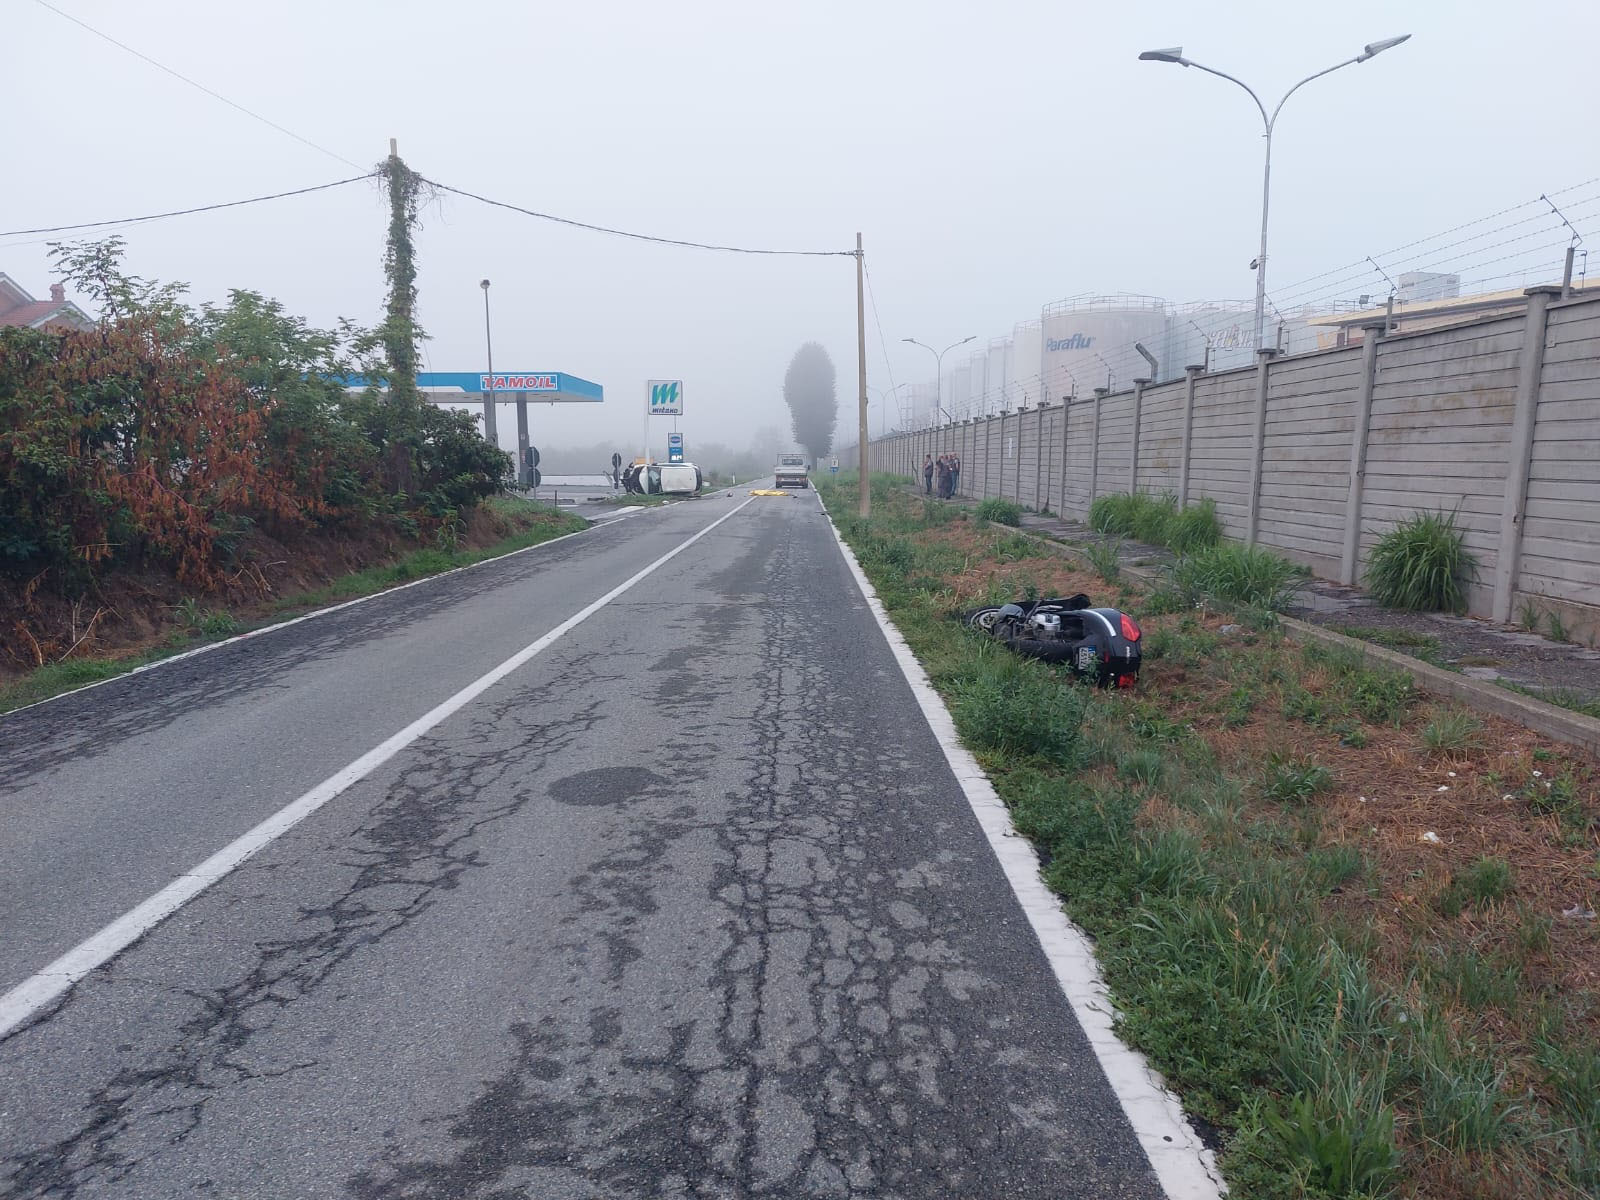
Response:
[0,300,69,328]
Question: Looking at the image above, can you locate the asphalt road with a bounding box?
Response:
[0,489,1165,1199]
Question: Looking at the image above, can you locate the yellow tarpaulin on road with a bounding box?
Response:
[748,489,792,497]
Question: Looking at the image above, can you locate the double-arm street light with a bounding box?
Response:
[1138,35,1411,352]
[871,382,911,437]
[902,335,975,427]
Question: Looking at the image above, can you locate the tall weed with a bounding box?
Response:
[1169,543,1302,612]
[1365,508,1478,613]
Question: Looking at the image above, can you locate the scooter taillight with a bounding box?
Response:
[1117,674,1137,689]
[1119,613,1141,641]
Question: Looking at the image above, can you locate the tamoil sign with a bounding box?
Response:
[481,374,557,391]
[648,379,683,415]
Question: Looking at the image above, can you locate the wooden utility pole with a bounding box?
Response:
[382,137,420,408]
[856,233,870,518]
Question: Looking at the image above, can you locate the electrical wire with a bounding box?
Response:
[420,177,856,258]
[861,256,902,422]
[0,175,378,238]
[33,0,365,171]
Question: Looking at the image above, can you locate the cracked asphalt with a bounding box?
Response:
[0,492,1164,1198]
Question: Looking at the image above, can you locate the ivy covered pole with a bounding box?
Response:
[381,138,421,409]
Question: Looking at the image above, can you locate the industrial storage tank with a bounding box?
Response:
[966,349,988,419]
[985,338,1011,417]
[1167,301,1258,374]
[1040,294,1170,397]
[1011,320,1042,408]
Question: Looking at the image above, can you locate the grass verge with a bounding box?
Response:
[1496,680,1600,721]
[0,497,585,714]
[820,471,1600,1200]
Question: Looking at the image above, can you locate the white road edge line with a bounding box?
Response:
[818,490,1226,1200]
[2,502,670,720]
[0,496,758,1042]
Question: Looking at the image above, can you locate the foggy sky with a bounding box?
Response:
[6,0,1597,456]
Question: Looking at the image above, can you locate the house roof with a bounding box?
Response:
[0,272,94,330]
[0,299,67,327]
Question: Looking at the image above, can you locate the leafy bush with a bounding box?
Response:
[974,497,1023,526]
[1168,543,1303,612]
[0,242,513,606]
[1365,508,1478,613]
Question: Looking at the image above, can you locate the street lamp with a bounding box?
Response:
[902,335,975,427]
[1139,35,1411,351]
[479,279,499,452]
[871,383,910,437]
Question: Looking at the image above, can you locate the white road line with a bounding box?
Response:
[0,496,757,1041]
[820,499,1226,1200]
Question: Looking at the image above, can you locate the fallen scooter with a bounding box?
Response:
[963,593,1142,689]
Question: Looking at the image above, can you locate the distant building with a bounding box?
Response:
[0,273,94,332]
[1398,271,1461,303]
[1308,278,1600,344]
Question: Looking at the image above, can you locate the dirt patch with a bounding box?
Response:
[1128,607,1600,1037]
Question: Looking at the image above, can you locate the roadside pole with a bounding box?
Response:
[856,233,870,518]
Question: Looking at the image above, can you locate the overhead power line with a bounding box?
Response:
[0,175,378,238]
[34,0,365,171]
[422,178,856,258]
[861,256,901,410]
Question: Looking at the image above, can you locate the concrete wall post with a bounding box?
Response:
[997,411,1007,501]
[1059,396,1072,517]
[1245,348,1279,546]
[1339,322,1388,585]
[1035,408,1046,509]
[1129,378,1149,494]
[1088,388,1108,510]
[1177,365,1203,507]
[1492,287,1561,622]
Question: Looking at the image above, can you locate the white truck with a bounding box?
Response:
[774,452,810,489]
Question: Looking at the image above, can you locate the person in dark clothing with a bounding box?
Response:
[935,454,952,499]
[923,454,934,494]
[951,453,961,496]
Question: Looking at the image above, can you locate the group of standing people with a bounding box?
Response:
[922,452,961,499]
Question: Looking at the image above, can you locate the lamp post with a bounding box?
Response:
[1139,36,1410,352]
[479,279,499,454]
[903,335,974,428]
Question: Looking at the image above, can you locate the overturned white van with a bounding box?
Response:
[621,461,703,496]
